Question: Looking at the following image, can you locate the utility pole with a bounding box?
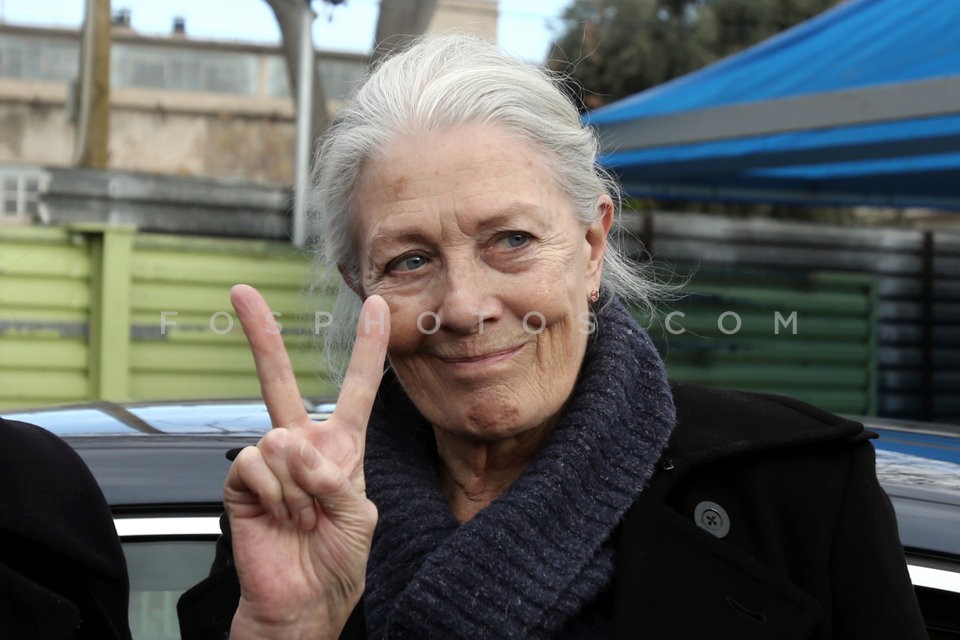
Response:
[75,0,111,168]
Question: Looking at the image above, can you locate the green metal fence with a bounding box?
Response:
[638,266,878,415]
[1,226,91,407]
[1,226,878,414]
[0,225,335,410]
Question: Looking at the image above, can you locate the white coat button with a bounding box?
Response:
[694,501,730,538]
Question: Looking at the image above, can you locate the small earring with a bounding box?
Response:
[589,289,600,303]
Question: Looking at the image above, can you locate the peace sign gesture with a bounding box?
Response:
[223,285,389,640]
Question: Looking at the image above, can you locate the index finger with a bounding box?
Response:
[333,295,390,435]
[231,284,309,429]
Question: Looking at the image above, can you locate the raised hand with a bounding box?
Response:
[224,284,389,640]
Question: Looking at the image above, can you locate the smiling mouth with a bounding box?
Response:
[436,345,524,365]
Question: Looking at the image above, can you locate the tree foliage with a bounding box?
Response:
[548,0,841,110]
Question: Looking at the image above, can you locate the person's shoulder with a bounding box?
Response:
[0,416,83,465]
[666,381,869,466]
[2,416,64,449]
[0,416,104,507]
[1,416,43,435]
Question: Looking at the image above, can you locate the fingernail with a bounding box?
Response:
[298,506,316,531]
[299,440,319,469]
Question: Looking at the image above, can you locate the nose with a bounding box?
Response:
[435,259,501,335]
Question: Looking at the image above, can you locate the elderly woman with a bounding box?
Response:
[179,35,925,639]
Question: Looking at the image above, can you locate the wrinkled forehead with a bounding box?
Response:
[350,123,577,249]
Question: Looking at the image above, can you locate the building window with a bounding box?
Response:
[112,44,257,95]
[0,35,78,83]
[0,29,365,103]
[0,169,46,220]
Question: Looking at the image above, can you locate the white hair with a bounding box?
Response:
[310,33,663,383]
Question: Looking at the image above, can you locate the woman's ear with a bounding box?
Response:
[584,195,615,284]
[337,264,365,299]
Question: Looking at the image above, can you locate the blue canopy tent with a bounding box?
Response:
[586,0,960,210]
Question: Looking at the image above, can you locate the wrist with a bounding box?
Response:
[230,602,344,640]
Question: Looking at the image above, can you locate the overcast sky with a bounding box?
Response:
[1,0,571,62]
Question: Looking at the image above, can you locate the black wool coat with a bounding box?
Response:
[609,381,926,640]
[178,382,928,640]
[0,417,132,640]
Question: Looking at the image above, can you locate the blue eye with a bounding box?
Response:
[502,233,531,248]
[389,254,428,272]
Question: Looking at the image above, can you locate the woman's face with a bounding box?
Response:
[354,122,611,441]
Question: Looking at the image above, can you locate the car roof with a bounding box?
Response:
[5,402,960,557]
[5,398,336,437]
[64,434,254,507]
[857,416,960,494]
[5,398,333,508]
[847,416,960,559]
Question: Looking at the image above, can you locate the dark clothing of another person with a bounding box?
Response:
[0,417,132,640]
[179,297,926,639]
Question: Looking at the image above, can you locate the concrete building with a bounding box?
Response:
[430,0,498,35]
[0,0,498,199]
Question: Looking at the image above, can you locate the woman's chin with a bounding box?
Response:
[398,359,558,441]
[421,391,530,441]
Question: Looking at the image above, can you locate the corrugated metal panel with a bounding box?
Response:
[637,268,877,415]
[932,234,960,420]
[127,233,336,402]
[4,217,956,423]
[0,226,338,410]
[0,227,91,408]
[621,211,960,423]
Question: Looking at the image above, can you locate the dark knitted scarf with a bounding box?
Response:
[363,295,676,639]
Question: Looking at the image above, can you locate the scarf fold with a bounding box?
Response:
[363,295,676,639]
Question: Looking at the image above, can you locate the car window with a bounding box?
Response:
[123,539,217,640]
